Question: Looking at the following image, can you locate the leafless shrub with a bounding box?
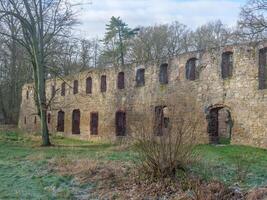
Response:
[133,88,203,179]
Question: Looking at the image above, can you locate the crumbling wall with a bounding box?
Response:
[18,42,267,148]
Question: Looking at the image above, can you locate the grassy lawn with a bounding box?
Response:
[0,130,266,199]
[193,144,267,188]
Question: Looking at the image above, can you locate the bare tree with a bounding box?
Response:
[166,21,190,56]
[189,20,232,51]
[129,22,189,65]
[0,0,75,146]
[80,39,91,69]
[0,14,32,124]
[48,38,81,76]
[79,38,100,69]
[238,0,267,41]
[129,25,169,65]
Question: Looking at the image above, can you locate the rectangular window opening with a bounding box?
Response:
[117,72,125,89]
[136,68,145,86]
[101,75,107,92]
[259,48,267,89]
[116,111,126,136]
[221,52,233,79]
[90,112,98,135]
[86,77,92,94]
[73,80,78,94]
[159,64,168,84]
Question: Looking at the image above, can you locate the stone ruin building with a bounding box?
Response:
[18,42,267,148]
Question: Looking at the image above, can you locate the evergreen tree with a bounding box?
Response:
[103,16,138,65]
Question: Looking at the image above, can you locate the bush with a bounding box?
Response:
[133,89,202,179]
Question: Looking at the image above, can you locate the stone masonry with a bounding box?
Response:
[18,42,267,148]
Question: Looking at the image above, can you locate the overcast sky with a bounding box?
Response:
[73,0,247,39]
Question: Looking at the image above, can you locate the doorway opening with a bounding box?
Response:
[57,110,64,132]
[72,109,80,134]
[116,111,126,136]
[90,112,98,135]
[207,106,233,144]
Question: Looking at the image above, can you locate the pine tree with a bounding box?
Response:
[103,16,138,65]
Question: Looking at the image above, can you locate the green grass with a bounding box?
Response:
[0,130,266,199]
[218,136,231,144]
[0,131,135,199]
[192,144,267,188]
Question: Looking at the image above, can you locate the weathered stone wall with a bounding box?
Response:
[18,42,267,148]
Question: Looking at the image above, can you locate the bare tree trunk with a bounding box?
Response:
[34,52,50,146]
[37,0,50,146]
[38,71,50,146]
[0,88,8,123]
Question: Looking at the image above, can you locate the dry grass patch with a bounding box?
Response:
[49,158,132,184]
[245,187,267,200]
[26,153,46,161]
[48,157,251,200]
[178,178,244,200]
[49,157,185,199]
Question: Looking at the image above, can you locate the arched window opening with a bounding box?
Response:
[117,72,125,89]
[101,75,107,92]
[186,58,198,80]
[221,51,233,79]
[136,68,145,86]
[47,113,51,124]
[57,110,65,132]
[72,109,80,134]
[24,116,27,124]
[34,116,37,124]
[259,47,267,89]
[61,82,66,96]
[73,80,78,94]
[116,111,126,136]
[159,63,168,84]
[86,77,92,94]
[90,112,98,135]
